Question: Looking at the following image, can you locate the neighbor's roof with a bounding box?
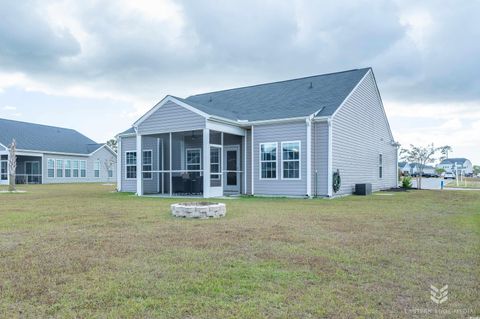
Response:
[439,158,469,165]
[410,163,436,169]
[398,161,408,167]
[0,118,103,154]
[184,68,371,121]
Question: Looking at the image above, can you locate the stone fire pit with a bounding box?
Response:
[171,202,226,219]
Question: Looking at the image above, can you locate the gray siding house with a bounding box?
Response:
[117,68,398,197]
[0,118,117,185]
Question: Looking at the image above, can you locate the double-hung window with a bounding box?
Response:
[143,150,152,179]
[260,142,277,179]
[282,141,301,179]
[186,149,201,172]
[56,159,64,178]
[94,160,100,178]
[65,160,71,177]
[379,154,383,179]
[47,159,55,178]
[126,151,137,179]
[108,169,113,178]
[72,160,79,177]
[80,161,86,178]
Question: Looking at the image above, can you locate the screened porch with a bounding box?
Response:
[0,154,43,185]
[135,128,245,197]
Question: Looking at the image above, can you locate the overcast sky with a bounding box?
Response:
[0,0,479,163]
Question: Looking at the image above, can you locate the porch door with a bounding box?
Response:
[224,145,240,193]
[209,145,223,197]
[25,161,40,184]
[0,157,7,183]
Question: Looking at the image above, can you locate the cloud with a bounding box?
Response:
[3,105,16,111]
[0,0,478,162]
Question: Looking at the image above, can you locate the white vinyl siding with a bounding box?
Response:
[42,147,116,184]
[137,100,205,135]
[254,121,307,196]
[331,70,396,195]
[281,141,301,180]
[259,142,277,180]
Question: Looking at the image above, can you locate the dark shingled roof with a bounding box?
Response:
[118,68,372,135]
[184,68,371,121]
[118,127,135,135]
[0,118,103,154]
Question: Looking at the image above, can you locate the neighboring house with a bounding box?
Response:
[437,158,473,175]
[398,162,411,175]
[117,68,398,198]
[0,118,116,185]
[410,163,436,176]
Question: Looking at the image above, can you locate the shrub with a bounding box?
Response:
[402,176,413,189]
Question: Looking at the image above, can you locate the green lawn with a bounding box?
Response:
[0,184,479,318]
[446,177,480,189]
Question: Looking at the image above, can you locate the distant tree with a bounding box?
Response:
[104,156,116,182]
[8,139,17,192]
[440,145,453,159]
[435,167,445,175]
[474,165,480,176]
[401,144,451,189]
[106,139,117,153]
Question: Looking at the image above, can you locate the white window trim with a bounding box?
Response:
[379,153,383,179]
[125,151,137,180]
[47,158,55,178]
[281,140,302,180]
[94,160,101,178]
[56,159,64,178]
[79,160,87,178]
[142,149,153,180]
[185,148,202,172]
[72,160,80,178]
[259,142,278,180]
[65,160,72,178]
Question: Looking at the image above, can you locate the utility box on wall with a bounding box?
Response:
[355,183,372,196]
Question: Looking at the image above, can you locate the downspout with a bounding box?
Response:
[117,136,122,191]
[313,121,317,197]
[306,117,312,197]
[327,118,333,197]
[251,126,255,195]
